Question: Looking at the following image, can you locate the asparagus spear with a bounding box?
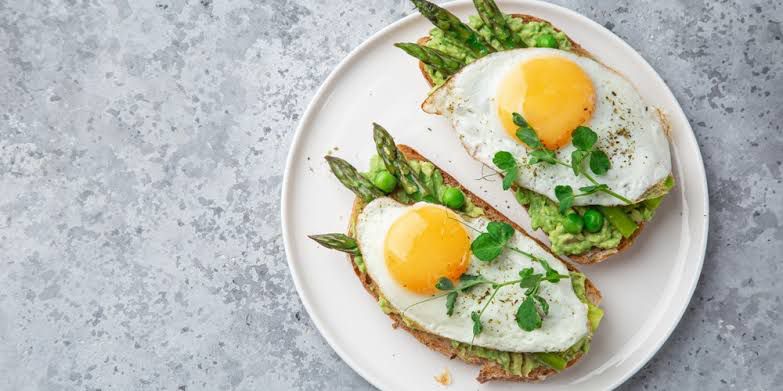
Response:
[308,233,361,255]
[394,43,464,76]
[372,123,421,195]
[473,0,524,49]
[325,156,384,202]
[411,0,494,58]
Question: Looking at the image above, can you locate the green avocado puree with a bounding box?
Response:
[378,271,602,376]
[364,155,484,218]
[423,15,572,86]
[514,177,673,256]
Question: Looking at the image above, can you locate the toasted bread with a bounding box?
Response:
[416,14,661,265]
[346,145,602,383]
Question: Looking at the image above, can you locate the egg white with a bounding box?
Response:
[422,48,671,206]
[355,198,589,353]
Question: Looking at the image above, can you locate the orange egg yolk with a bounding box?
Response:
[384,205,471,295]
[497,57,595,150]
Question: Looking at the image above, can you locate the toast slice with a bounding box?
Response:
[414,14,667,265]
[346,145,602,383]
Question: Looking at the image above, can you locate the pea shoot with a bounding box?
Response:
[492,151,518,190]
[495,112,633,213]
[404,221,569,341]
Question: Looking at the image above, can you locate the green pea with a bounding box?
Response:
[583,209,605,233]
[536,33,559,48]
[372,170,398,193]
[441,187,466,210]
[563,213,584,234]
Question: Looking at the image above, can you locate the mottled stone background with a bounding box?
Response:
[0,0,780,390]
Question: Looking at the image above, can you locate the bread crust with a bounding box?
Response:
[416,14,665,264]
[346,145,601,383]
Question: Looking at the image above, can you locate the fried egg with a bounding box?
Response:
[422,48,671,206]
[355,198,589,352]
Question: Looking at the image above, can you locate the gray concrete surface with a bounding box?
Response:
[0,0,780,390]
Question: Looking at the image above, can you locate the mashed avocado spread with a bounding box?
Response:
[424,15,571,86]
[515,176,674,256]
[364,155,484,218]
[377,272,603,376]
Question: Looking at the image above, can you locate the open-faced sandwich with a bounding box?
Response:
[309,124,603,383]
[396,0,674,264]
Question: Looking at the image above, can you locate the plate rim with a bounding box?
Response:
[280,1,709,389]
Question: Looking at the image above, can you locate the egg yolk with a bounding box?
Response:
[497,57,595,150]
[384,205,471,295]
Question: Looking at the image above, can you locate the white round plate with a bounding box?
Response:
[281,1,708,390]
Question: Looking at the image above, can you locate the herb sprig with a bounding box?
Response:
[404,221,569,341]
[494,113,632,212]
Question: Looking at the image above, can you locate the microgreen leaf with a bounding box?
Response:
[516,296,543,331]
[435,277,454,291]
[537,257,557,276]
[554,185,574,213]
[471,311,483,336]
[471,222,515,262]
[571,126,597,151]
[471,233,505,262]
[537,258,569,283]
[512,112,528,127]
[518,268,534,278]
[502,165,518,190]
[446,291,457,316]
[492,151,516,170]
[493,151,519,190]
[570,150,589,176]
[459,273,480,283]
[518,269,542,289]
[486,221,514,243]
[457,273,485,292]
[535,295,550,316]
[516,126,543,149]
[529,149,558,165]
[589,150,611,175]
[523,283,539,297]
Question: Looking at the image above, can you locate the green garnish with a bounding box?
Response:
[407,221,569,341]
[492,151,518,190]
[470,221,514,261]
[500,113,633,212]
[571,126,610,175]
[471,311,484,336]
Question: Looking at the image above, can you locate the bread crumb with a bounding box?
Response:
[434,368,451,386]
